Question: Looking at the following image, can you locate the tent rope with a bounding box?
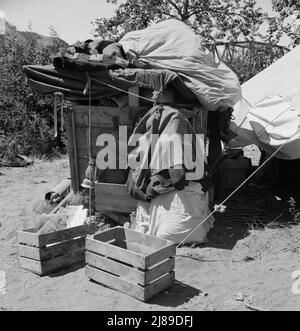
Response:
[176,136,293,248]
[87,76,155,103]
[208,105,292,177]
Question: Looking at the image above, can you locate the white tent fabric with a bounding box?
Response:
[229,45,300,160]
[120,19,241,111]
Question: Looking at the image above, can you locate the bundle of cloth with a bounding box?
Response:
[50,19,241,111]
[126,105,214,244]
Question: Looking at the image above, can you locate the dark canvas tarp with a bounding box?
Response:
[23,65,198,102]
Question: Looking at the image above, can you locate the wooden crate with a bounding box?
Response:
[95,182,137,214]
[17,224,96,276]
[86,227,176,302]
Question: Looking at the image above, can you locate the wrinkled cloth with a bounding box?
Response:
[126,105,206,201]
[136,182,214,244]
[229,44,300,160]
[23,65,197,102]
[120,19,241,111]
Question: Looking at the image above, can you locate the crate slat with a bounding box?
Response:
[19,250,85,276]
[17,229,41,247]
[145,243,177,269]
[86,237,146,269]
[144,271,175,302]
[86,252,145,285]
[86,265,174,302]
[123,228,169,250]
[145,257,175,285]
[18,237,85,261]
[17,223,96,247]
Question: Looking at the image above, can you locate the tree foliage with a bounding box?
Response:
[94,0,266,43]
[272,0,300,46]
[93,0,290,83]
[0,25,67,159]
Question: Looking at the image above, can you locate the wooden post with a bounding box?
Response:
[128,86,140,108]
[65,106,80,192]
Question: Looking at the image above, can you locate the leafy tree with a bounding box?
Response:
[272,0,300,46]
[94,0,289,83]
[93,0,266,43]
[0,24,67,158]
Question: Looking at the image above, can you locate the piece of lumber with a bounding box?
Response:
[19,250,85,276]
[50,192,72,214]
[86,265,174,302]
[18,237,85,261]
[128,86,140,108]
[86,236,146,269]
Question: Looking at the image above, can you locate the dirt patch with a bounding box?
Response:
[0,157,299,311]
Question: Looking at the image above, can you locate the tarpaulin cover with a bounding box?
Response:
[229,45,300,160]
[120,19,242,111]
[23,65,197,102]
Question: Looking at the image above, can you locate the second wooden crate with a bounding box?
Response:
[17,223,96,276]
[86,227,176,302]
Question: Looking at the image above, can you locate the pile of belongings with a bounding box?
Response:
[23,19,241,110]
[23,19,243,244]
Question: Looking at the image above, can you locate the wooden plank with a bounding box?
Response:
[17,229,40,247]
[125,242,156,255]
[17,223,96,248]
[71,108,80,192]
[19,256,43,275]
[145,258,175,285]
[86,265,145,301]
[95,183,137,213]
[93,227,118,243]
[86,237,146,269]
[145,243,177,269]
[65,109,79,192]
[74,106,132,126]
[50,192,72,214]
[144,271,175,302]
[86,266,174,302]
[38,223,96,247]
[18,237,85,261]
[87,253,174,286]
[86,252,145,285]
[128,86,140,108]
[124,228,171,250]
[19,250,85,276]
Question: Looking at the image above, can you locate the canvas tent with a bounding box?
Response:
[229,45,300,160]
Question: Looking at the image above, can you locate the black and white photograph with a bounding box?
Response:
[0,0,299,314]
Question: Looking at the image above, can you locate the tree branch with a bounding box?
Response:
[165,0,184,19]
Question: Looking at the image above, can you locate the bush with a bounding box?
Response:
[0,29,67,159]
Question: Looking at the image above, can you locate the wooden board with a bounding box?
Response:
[19,250,85,276]
[86,265,174,302]
[73,106,132,127]
[18,237,85,261]
[95,183,137,214]
[86,237,147,269]
[17,223,96,248]
[86,252,174,286]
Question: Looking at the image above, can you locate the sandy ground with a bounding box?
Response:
[0,157,299,311]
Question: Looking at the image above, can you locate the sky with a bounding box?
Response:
[0,0,277,44]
